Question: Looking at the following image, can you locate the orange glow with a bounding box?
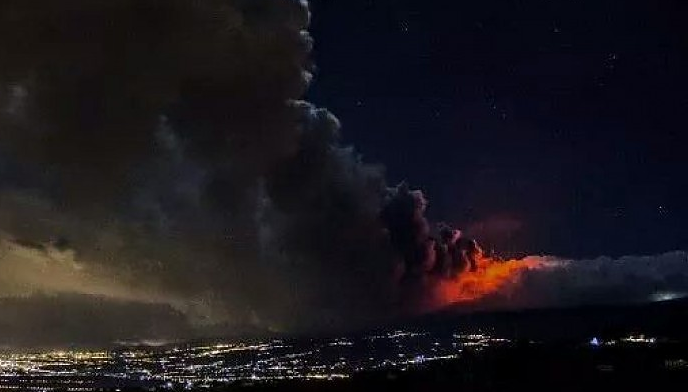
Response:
[435,255,543,307]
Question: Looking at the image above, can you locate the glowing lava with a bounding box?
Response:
[435,255,544,307]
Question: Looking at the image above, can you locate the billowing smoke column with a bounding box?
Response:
[0,0,686,348]
[0,0,396,345]
[382,183,492,309]
[381,184,483,278]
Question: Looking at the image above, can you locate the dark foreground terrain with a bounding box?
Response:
[217,344,688,392]
[69,341,685,392]
[3,300,688,391]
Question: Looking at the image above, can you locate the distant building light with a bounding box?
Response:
[665,359,688,370]
[621,334,656,344]
[590,337,601,347]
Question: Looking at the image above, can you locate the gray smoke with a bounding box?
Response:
[502,252,688,308]
[381,184,483,284]
[0,0,400,346]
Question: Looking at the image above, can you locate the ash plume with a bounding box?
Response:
[381,184,483,290]
[0,0,397,345]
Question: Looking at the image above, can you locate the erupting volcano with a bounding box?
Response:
[381,183,551,313]
[433,253,545,309]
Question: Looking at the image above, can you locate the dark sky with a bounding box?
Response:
[308,0,688,258]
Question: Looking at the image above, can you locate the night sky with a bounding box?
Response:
[308,0,688,258]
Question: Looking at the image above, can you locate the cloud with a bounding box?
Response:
[0,294,191,349]
[0,0,397,343]
[465,251,688,310]
[0,234,183,308]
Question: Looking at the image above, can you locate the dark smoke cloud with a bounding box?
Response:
[0,0,401,344]
[381,184,432,276]
[382,184,482,285]
[0,0,311,203]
